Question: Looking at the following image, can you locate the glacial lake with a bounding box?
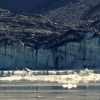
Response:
[0,69,100,100]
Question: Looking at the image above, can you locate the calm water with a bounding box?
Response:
[0,69,100,100]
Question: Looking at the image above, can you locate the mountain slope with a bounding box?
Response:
[0,10,84,49]
[0,0,99,22]
[0,0,100,31]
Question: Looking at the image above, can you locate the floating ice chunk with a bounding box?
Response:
[0,69,100,84]
[62,84,77,89]
[23,67,31,72]
[14,71,24,76]
[80,68,90,76]
[23,67,32,76]
[85,68,90,74]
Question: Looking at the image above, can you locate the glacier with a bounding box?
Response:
[0,31,100,69]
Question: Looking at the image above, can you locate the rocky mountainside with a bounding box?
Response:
[0,9,90,50]
[0,0,100,32]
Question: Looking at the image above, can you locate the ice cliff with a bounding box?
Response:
[0,31,99,70]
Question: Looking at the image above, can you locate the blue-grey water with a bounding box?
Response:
[0,69,100,100]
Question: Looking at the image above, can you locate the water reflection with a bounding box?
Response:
[0,85,100,100]
[1,83,100,90]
